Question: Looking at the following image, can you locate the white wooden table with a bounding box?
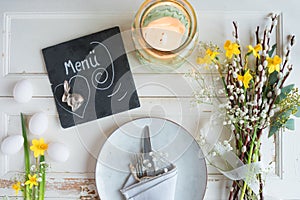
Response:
[0,0,300,199]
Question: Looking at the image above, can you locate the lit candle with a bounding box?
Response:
[132,0,198,69]
[142,16,186,51]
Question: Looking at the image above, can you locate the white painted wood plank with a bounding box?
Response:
[0,11,280,78]
[0,73,223,97]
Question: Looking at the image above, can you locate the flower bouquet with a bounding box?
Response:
[191,14,300,199]
[11,113,48,200]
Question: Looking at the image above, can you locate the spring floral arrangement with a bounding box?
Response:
[11,113,48,200]
[189,14,300,199]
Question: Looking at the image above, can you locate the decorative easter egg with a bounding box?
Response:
[29,112,48,135]
[1,135,24,155]
[13,79,33,103]
[47,142,70,162]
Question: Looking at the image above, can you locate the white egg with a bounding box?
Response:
[1,135,24,155]
[29,112,48,135]
[13,79,33,103]
[47,142,70,162]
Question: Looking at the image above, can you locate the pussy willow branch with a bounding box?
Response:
[233,21,244,69]
[281,35,295,73]
[256,26,260,67]
[263,35,295,129]
[267,14,278,47]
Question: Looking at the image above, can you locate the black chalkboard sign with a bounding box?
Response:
[42,26,140,128]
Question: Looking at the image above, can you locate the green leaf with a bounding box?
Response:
[21,113,30,175]
[39,155,46,200]
[269,124,280,137]
[276,84,294,103]
[21,113,32,199]
[294,106,300,117]
[281,84,294,95]
[269,71,278,85]
[285,118,295,130]
[268,44,277,57]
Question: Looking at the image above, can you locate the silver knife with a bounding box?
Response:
[142,125,155,176]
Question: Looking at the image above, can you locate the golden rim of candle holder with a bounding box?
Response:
[133,0,198,56]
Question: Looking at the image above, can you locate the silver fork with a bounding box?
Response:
[135,154,144,179]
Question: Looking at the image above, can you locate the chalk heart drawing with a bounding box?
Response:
[54,75,90,118]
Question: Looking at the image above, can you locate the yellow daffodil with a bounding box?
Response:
[12,181,21,195]
[25,174,38,189]
[30,138,48,158]
[206,49,219,60]
[248,44,262,58]
[197,54,211,65]
[197,49,219,65]
[224,40,240,59]
[267,55,282,73]
[237,70,253,89]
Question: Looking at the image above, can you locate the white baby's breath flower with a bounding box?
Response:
[258,65,263,71]
[200,139,206,145]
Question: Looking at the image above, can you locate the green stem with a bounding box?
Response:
[240,126,258,200]
[21,113,31,200]
[39,155,46,200]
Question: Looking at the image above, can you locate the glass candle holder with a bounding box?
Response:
[132,0,198,71]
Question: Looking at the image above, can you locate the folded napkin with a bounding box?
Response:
[120,165,178,200]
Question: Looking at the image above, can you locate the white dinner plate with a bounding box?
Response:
[95,117,207,200]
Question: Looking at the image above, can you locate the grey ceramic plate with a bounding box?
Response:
[95,117,207,200]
